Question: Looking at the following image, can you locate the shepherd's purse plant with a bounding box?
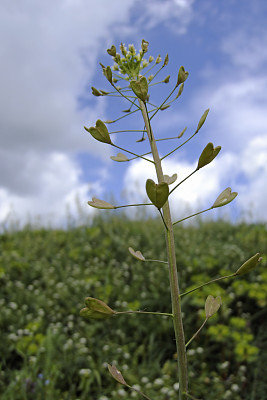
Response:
[80,40,262,400]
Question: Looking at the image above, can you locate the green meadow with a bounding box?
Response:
[0,217,266,399]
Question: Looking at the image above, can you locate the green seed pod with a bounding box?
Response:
[146,179,169,209]
[163,174,177,185]
[110,153,129,162]
[235,253,262,276]
[80,297,116,320]
[141,39,149,53]
[177,66,189,86]
[212,187,238,208]
[197,142,221,170]
[107,45,116,57]
[163,54,169,66]
[205,295,222,319]
[108,364,128,386]
[128,247,145,261]
[84,119,112,144]
[163,75,170,83]
[88,197,115,209]
[105,66,113,84]
[196,109,210,133]
[91,87,102,96]
[130,77,148,102]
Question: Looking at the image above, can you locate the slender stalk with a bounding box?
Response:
[115,310,173,317]
[185,319,207,348]
[138,99,188,400]
[173,208,211,226]
[180,273,236,298]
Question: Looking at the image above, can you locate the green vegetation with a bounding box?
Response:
[0,218,266,399]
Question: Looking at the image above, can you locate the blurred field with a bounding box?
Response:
[0,216,266,399]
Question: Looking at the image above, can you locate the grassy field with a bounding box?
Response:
[0,217,266,399]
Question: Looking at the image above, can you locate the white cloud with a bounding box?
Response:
[122,132,267,223]
[0,0,196,228]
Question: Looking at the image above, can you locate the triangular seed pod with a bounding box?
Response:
[80,297,116,320]
[84,120,112,144]
[163,174,178,185]
[110,153,129,162]
[130,77,148,102]
[128,247,145,261]
[175,83,184,99]
[91,87,102,96]
[108,364,128,386]
[197,142,221,170]
[146,179,169,209]
[235,253,262,276]
[212,188,238,208]
[107,45,116,57]
[88,197,115,209]
[177,66,189,86]
[205,295,222,319]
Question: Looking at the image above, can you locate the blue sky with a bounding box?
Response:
[1,0,267,228]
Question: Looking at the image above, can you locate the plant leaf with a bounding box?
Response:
[80,297,116,320]
[110,153,129,162]
[212,187,238,208]
[235,253,262,276]
[88,197,115,209]
[84,120,112,144]
[130,77,148,102]
[108,364,128,386]
[197,142,221,170]
[205,295,222,319]
[163,174,178,185]
[128,247,145,261]
[146,179,169,209]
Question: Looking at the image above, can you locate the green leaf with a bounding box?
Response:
[212,187,238,208]
[130,77,148,102]
[163,174,177,185]
[197,142,221,170]
[110,153,129,162]
[107,45,116,57]
[235,253,262,276]
[128,247,145,261]
[108,364,128,386]
[196,109,209,133]
[84,120,112,144]
[80,297,116,320]
[88,197,115,209]
[205,295,222,319]
[146,179,169,209]
[177,66,189,86]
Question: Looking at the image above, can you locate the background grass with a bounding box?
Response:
[0,216,266,399]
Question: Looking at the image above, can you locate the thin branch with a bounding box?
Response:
[112,144,154,164]
[173,208,211,226]
[169,170,197,195]
[180,273,236,298]
[185,318,207,348]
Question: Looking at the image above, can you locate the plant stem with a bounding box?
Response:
[138,99,188,400]
[185,318,207,348]
[180,273,236,298]
[115,310,173,317]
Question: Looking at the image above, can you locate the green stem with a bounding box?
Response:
[114,203,153,209]
[115,310,173,317]
[169,170,197,195]
[112,144,154,164]
[180,273,236,298]
[173,208,211,226]
[185,319,207,348]
[138,99,188,400]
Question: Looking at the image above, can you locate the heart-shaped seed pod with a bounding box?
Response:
[146,179,169,209]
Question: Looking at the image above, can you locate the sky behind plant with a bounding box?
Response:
[1,0,267,228]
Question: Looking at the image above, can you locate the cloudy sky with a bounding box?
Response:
[1,0,267,229]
